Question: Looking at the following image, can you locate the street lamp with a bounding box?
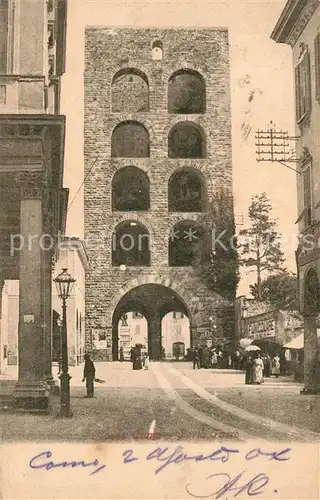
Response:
[54,268,76,418]
[56,316,62,374]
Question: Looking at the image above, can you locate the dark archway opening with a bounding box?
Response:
[168,69,206,114]
[112,166,150,211]
[111,121,150,158]
[168,122,205,158]
[168,168,205,212]
[304,268,320,316]
[112,221,151,267]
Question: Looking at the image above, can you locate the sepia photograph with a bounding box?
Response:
[0,0,320,498]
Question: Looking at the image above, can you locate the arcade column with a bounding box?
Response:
[301,315,320,394]
[13,175,49,409]
[148,312,162,360]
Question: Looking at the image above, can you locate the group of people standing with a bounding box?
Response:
[245,353,281,385]
[129,344,149,370]
[192,346,244,370]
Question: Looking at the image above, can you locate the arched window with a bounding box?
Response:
[168,168,205,212]
[168,69,205,114]
[168,122,205,158]
[152,40,163,60]
[169,220,204,266]
[304,268,320,315]
[112,221,151,266]
[111,121,150,158]
[112,166,150,211]
[111,69,149,113]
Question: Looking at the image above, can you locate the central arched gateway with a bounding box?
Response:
[111,283,192,360]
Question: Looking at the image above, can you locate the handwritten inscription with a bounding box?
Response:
[28,445,291,497]
[29,451,107,476]
[186,471,269,499]
[145,446,291,475]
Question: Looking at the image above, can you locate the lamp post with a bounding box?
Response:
[57,316,62,374]
[54,268,76,418]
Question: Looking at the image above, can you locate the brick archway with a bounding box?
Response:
[109,280,193,360]
[107,274,194,325]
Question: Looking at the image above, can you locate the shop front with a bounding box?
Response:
[241,310,303,376]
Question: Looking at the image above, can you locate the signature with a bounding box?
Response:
[185,470,269,499]
[29,451,107,475]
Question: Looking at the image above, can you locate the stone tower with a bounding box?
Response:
[84,27,233,361]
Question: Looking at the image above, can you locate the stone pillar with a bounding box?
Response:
[301,315,320,394]
[13,176,49,409]
[42,242,55,386]
[148,313,161,360]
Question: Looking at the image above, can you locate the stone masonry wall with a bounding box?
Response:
[84,28,233,358]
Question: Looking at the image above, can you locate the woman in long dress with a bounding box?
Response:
[252,354,264,384]
[271,355,281,378]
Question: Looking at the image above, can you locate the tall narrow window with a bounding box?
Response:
[0,1,8,74]
[295,48,311,123]
[314,34,320,102]
[302,163,312,227]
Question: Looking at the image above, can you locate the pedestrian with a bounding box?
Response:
[198,346,204,368]
[82,353,96,398]
[252,353,264,384]
[132,344,142,370]
[119,346,124,362]
[245,355,253,384]
[234,350,240,370]
[193,347,200,369]
[211,349,218,368]
[203,346,210,368]
[271,354,281,378]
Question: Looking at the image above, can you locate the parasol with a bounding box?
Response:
[245,345,261,352]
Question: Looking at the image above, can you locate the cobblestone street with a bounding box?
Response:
[1,362,319,443]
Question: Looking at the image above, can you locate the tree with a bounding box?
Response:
[250,271,298,310]
[239,193,285,299]
[194,187,240,301]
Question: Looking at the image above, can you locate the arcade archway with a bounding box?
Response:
[111,283,191,360]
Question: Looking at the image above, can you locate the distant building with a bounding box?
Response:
[271,0,320,393]
[1,238,88,368]
[115,311,190,360]
[53,238,88,366]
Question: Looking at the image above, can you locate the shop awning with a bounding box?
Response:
[283,333,304,350]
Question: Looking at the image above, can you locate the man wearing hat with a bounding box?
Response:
[82,353,96,398]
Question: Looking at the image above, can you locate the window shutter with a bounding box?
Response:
[295,66,301,122]
[0,1,8,74]
[315,33,320,101]
[305,51,312,115]
[302,166,312,227]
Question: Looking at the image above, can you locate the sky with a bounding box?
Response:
[60,0,297,295]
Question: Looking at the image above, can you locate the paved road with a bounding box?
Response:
[1,361,319,442]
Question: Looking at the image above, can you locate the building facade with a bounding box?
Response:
[0,237,87,370]
[272,0,320,393]
[115,310,190,360]
[0,0,68,407]
[84,28,234,361]
[52,238,88,366]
